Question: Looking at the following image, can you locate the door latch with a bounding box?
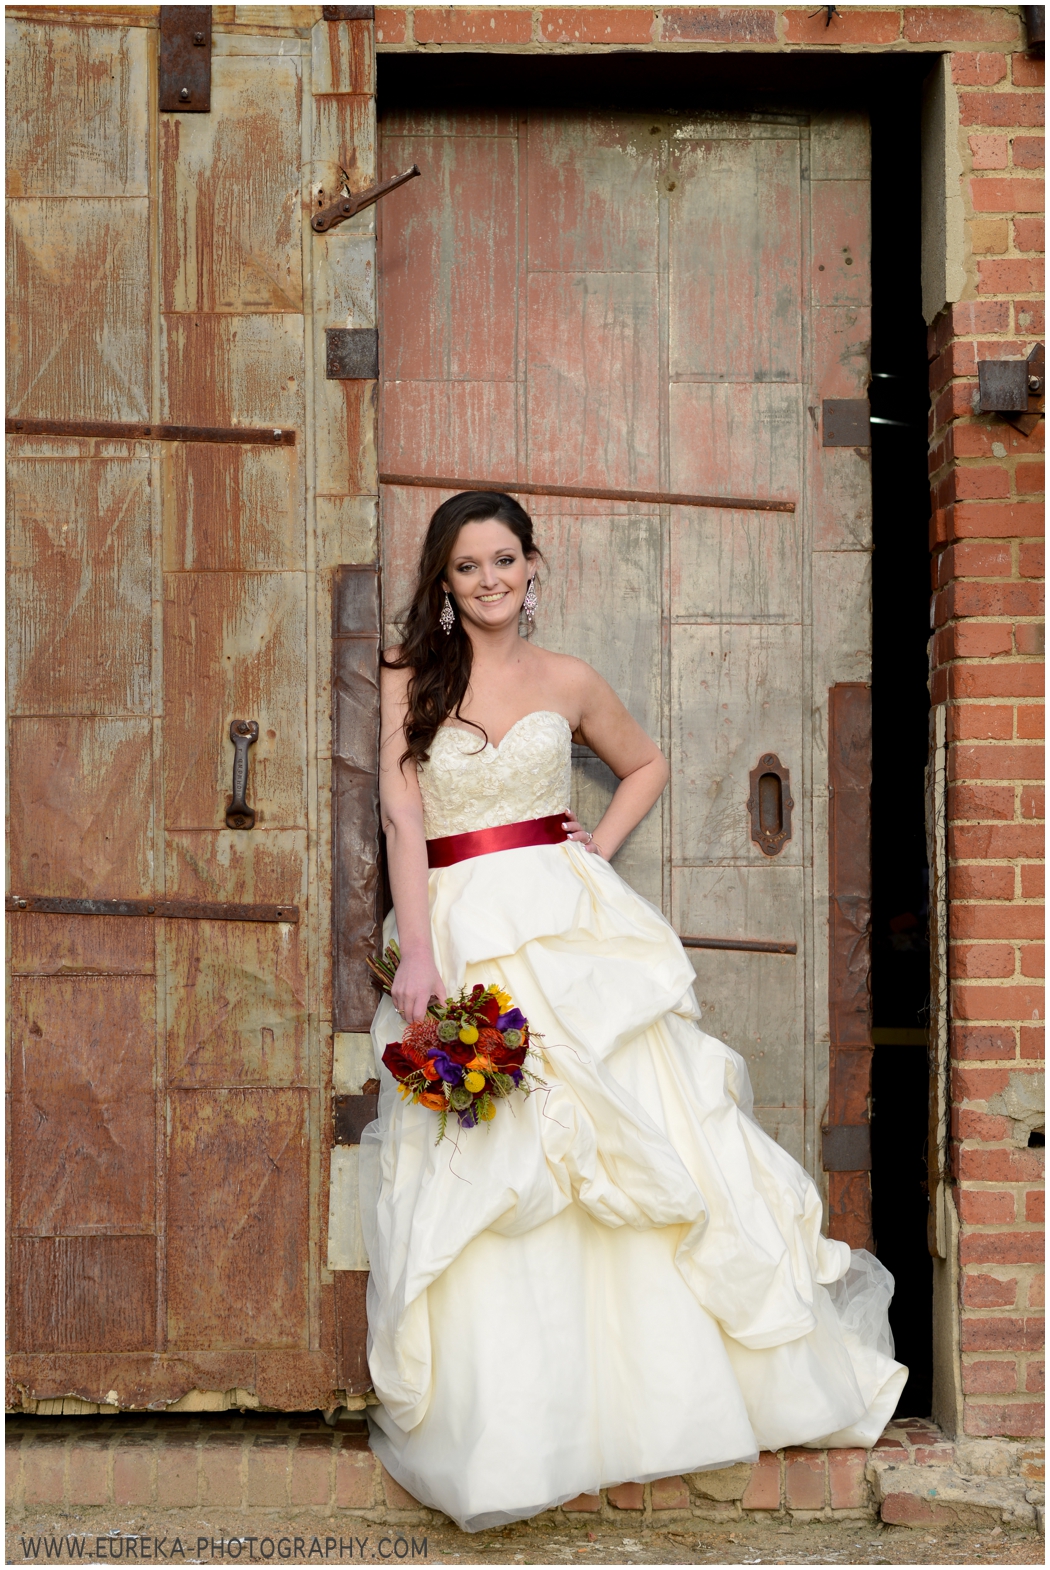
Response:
[312,166,421,234]
[226,720,259,830]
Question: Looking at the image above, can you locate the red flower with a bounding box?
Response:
[383,1041,420,1081]
[403,1019,439,1057]
[477,995,500,1026]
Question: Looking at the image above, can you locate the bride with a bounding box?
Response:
[358,490,906,1532]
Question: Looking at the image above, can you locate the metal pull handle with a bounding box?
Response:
[226,720,259,830]
[747,752,794,857]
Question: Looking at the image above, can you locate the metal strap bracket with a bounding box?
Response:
[681,934,797,955]
[379,472,795,515]
[159,5,211,114]
[7,896,299,924]
[7,418,295,447]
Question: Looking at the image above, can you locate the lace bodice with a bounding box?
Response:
[418,710,573,840]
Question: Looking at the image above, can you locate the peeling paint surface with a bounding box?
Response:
[7,10,378,1410]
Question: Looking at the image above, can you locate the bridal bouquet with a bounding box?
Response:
[367,943,542,1142]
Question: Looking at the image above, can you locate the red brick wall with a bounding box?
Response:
[376,5,1046,1441]
[927,44,1045,1439]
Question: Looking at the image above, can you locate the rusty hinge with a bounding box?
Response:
[822,399,870,447]
[312,166,421,235]
[821,1124,872,1172]
[159,6,211,114]
[6,418,295,447]
[333,1088,380,1145]
[7,896,299,923]
[326,328,379,380]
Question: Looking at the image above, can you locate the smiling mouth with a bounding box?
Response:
[476,591,509,603]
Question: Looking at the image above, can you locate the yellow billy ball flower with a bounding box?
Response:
[463,1070,485,1094]
[458,1023,479,1045]
[479,1100,497,1121]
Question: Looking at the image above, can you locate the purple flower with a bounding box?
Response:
[497,1008,526,1033]
[429,1050,464,1085]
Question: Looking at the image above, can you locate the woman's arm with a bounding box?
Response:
[378,661,445,1022]
[570,665,670,860]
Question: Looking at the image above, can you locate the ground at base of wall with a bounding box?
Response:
[6,1415,1044,1564]
[4,1512,1047,1567]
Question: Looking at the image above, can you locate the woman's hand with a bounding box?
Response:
[562,812,605,857]
[391,948,446,1025]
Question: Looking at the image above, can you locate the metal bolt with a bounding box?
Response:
[19,899,27,909]
[179,87,190,101]
[1028,375,1044,394]
[273,429,282,440]
[147,905,156,914]
[193,30,205,44]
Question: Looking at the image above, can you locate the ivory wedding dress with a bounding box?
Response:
[358,710,906,1532]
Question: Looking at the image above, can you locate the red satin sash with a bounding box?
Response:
[427,813,569,869]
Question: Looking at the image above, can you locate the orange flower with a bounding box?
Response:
[418,1090,446,1111]
[466,1055,493,1074]
[421,1060,440,1081]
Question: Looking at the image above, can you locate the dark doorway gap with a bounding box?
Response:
[869,87,934,1421]
[379,48,936,1418]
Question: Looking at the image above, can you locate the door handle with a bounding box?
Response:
[226,719,259,830]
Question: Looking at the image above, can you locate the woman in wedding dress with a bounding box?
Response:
[358,490,906,1533]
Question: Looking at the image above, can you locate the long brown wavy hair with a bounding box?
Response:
[384,491,544,766]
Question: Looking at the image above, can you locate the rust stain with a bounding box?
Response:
[8,1238,157,1353]
[8,456,152,717]
[162,442,303,573]
[9,913,155,977]
[10,976,157,1235]
[165,918,308,1087]
[160,58,303,315]
[7,199,151,422]
[6,20,149,199]
[166,1089,310,1350]
[9,718,154,899]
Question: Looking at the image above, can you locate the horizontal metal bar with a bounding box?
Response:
[7,418,295,447]
[7,895,299,924]
[379,472,795,515]
[681,934,798,955]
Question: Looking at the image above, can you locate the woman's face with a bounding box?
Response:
[442,519,536,634]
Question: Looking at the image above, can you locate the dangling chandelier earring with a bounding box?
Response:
[523,578,537,624]
[439,592,455,635]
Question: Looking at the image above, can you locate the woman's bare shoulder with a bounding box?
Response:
[533,647,612,702]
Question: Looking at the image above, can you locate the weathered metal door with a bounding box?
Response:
[7,6,378,1411]
[377,109,874,1238]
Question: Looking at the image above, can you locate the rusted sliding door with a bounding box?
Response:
[378,108,873,1234]
[7,6,379,1412]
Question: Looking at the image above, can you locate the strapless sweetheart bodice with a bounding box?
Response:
[417,710,572,840]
